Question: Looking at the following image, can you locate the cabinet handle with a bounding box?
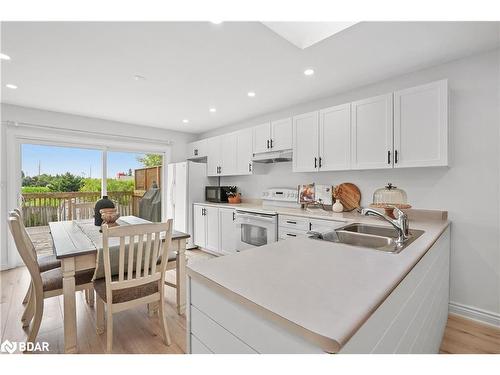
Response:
[387,150,391,165]
[248,162,252,172]
[232,212,235,221]
[319,157,322,168]
[286,233,297,237]
[309,222,312,231]
[395,150,398,164]
[194,149,198,156]
[286,220,297,224]
[314,157,318,169]
[270,139,273,148]
[267,139,270,149]
[202,208,205,216]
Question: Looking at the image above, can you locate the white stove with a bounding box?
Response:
[235,188,299,251]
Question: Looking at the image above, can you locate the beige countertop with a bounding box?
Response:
[187,205,450,353]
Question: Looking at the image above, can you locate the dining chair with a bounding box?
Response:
[72,201,95,220]
[94,220,173,353]
[7,213,95,346]
[9,210,62,317]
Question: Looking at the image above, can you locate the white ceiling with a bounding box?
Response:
[1,22,499,134]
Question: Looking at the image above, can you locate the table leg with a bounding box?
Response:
[176,239,187,315]
[62,257,77,354]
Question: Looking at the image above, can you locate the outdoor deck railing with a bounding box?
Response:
[21,191,135,227]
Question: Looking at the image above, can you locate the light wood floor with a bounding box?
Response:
[2,264,499,354]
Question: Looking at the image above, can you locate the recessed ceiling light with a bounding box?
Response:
[247,91,256,98]
[5,84,18,89]
[209,107,217,113]
[304,68,315,76]
[211,21,223,25]
[0,53,11,61]
[182,119,189,124]
[133,75,146,81]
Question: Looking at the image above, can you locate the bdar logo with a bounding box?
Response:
[1,340,17,354]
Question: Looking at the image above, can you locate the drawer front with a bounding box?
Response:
[309,218,346,232]
[191,305,257,354]
[279,227,308,240]
[190,334,214,354]
[279,215,310,231]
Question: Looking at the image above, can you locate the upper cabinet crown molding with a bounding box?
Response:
[393,79,448,168]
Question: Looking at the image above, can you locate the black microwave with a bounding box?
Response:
[205,186,237,203]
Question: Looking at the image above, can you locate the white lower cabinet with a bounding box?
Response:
[278,214,346,238]
[193,205,236,255]
[219,208,237,254]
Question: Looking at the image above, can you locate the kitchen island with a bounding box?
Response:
[186,210,450,354]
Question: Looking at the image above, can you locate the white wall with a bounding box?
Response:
[201,49,500,321]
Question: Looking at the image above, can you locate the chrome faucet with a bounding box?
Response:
[359,207,409,244]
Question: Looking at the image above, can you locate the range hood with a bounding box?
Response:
[252,149,293,163]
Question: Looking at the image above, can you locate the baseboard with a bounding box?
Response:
[449,301,500,327]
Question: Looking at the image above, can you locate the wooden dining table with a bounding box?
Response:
[49,215,190,354]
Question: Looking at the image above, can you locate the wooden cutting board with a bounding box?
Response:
[333,183,361,212]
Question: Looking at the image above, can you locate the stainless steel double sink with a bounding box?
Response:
[309,223,424,254]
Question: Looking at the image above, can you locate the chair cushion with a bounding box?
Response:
[93,275,159,304]
[42,268,95,292]
[38,254,61,273]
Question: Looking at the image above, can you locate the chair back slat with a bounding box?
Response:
[143,233,152,276]
[73,202,95,220]
[135,234,144,278]
[101,221,172,295]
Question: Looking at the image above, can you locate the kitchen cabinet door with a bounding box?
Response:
[236,127,254,175]
[253,122,271,154]
[193,205,206,248]
[206,136,221,176]
[220,132,238,176]
[187,139,208,160]
[394,80,448,168]
[351,93,393,170]
[292,111,319,172]
[271,118,292,151]
[205,206,220,253]
[319,104,351,171]
[219,208,237,254]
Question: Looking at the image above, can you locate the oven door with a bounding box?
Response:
[234,211,277,251]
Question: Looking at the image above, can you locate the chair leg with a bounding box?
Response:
[85,287,94,307]
[96,296,105,335]
[106,309,113,353]
[21,287,35,328]
[26,293,43,346]
[22,283,32,305]
[158,291,171,346]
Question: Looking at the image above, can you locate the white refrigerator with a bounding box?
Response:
[166,161,209,249]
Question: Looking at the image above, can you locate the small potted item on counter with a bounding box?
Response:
[227,192,241,204]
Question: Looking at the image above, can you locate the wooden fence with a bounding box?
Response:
[21,191,135,227]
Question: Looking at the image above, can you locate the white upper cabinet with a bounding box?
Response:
[187,139,208,160]
[292,111,319,172]
[319,104,351,171]
[220,132,238,176]
[236,127,254,175]
[253,122,271,154]
[270,118,292,151]
[206,137,221,176]
[351,93,394,170]
[393,80,448,168]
